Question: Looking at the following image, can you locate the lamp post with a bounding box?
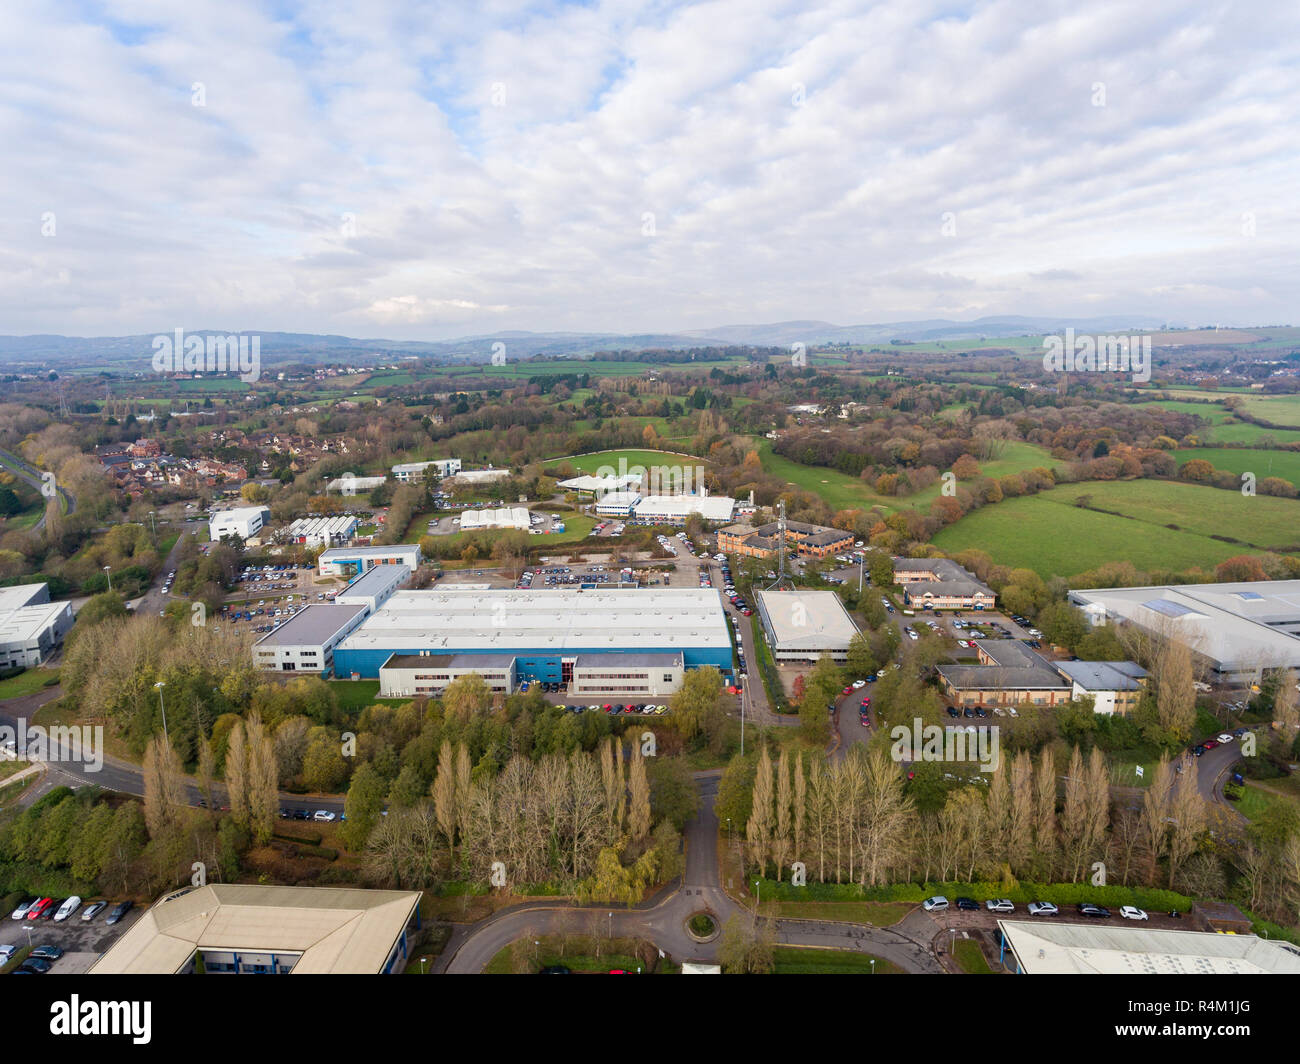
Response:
[148,510,156,541]
[103,566,112,593]
[154,681,169,746]
[870,958,875,975]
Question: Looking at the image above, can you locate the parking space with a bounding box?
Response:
[4,900,141,973]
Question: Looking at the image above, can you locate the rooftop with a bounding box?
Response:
[755,589,859,648]
[997,919,1300,975]
[336,588,730,654]
[89,884,421,975]
[1055,659,1148,691]
[253,603,367,647]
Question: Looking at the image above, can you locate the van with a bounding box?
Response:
[902,609,915,616]
[921,896,949,912]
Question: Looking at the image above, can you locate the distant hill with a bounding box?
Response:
[0,315,1180,371]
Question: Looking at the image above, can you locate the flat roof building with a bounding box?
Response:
[90,884,422,975]
[1054,660,1149,715]
[318,544,422,579]
[631,494,736,525]
[0,583,73,668]
[335,563,410,613]
[393,458,460,481]
[1069,580,1300,683]
[718,519,853,560]
[755,589,859,663]
[594,491,641,516]
[253,603,369,676]
[283,515,359,548]
[450,468,511,484]
[379,652,517,698]
[333,588,731,684]
[558,473,642,495]
[209,505,270,543]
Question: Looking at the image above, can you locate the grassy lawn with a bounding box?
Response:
[931,479,1300,577]
[0,668,59,700]
[544,448,705,476]
[952,938,994,974]
[483,934,652,974]
[768,900,913,925]
[771,947,902,974]
[1235,782,1297,821]
[406,513,596,548]
[328,680,405,712]
[1173,447,1300,488]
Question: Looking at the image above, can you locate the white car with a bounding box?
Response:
[1007,707,1019,717]
[1027,901,1058,916]
[312,810,336,822]
[851,680,866,689]
[53,895,82,921]
[0,944,15,962]
[1120,906,1149,921]
[985,898,1014,913]
[1216,733,1235,744]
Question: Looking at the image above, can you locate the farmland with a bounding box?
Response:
[1173,447,1300,489]
[931,478,1300,578]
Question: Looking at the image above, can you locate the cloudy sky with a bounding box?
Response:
[4,0,1299,340]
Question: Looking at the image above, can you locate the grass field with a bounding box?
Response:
[328,680,405,712]
[771,947,902,974]
[1235,394,1300,428]
[405,513,596,547]
[544,448,705,477]
[0,669,58,700]
[931,479,1300,577]
[769,900,912,925]
[1173,448,1300,488]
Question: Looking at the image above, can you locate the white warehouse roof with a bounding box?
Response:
[458,506,531,531]
[633,495,736,522]
[335,588,730,654]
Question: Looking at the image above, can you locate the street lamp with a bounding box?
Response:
[870,958,875,975]
[419,957,427,974]
[154,681,169,746]
[103,566,112,593]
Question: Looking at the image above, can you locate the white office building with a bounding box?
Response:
[0,583,75,668]
[209,505,271,543]
[755,589,859,664]
[458,507,531,531]
[630,494,736,525]
[393,459,461,482]
[318,544,422,578]
[326,474,387,495]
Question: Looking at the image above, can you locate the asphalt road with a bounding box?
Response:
[0,444,76,531]
[438,771,943,973]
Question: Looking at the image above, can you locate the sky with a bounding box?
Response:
[3,0,1299,340]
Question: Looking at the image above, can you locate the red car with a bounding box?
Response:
[1203,739,1219,750]
[26,897,54,921]
[859,712,871,728]
[860,697,871,708]
[842,686,853,696]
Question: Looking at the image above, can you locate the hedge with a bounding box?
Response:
[752,877,1192,912]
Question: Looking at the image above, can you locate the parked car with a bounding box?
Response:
[313,810,336,822]
[105,901,134,925]
[9,897,36,921]
[1077,903,1111,918]
[985,899,1015,913]
[26,898,55,921]
[1119,906,1149,921]
[1027,901,1058,916]
[16,957,51,974]
[81,900,108,922]
[29,944,63,960]
[53,896,82,921]
[921,896,949,912]
[955,897,979,912]
[1216,733,1235,744]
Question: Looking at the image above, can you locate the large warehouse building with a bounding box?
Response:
[1069,580,1300,683]
[209,505,270,543]
[754,589,859,663]
[0,582,74,669]
[331,588,732,688]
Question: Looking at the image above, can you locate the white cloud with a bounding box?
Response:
[0,0,1297,340]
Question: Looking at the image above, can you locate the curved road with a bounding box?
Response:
[438,771,942,973]
[0,444,76,531]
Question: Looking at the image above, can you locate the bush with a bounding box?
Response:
[751,877,1192,911]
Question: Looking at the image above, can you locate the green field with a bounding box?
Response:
[751,436,1055,516]
[545,448,705,477]
[1173,448,1300,488]
[1235,394,1300,428]
[771,947,902,974]
[406,513,596,548]
[932,479,1300,577]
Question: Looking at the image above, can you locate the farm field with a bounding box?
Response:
[931,479,1300,578]
[905,440,1057,509]
[1234,394,1300,428]
[1173,448,1300,488]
